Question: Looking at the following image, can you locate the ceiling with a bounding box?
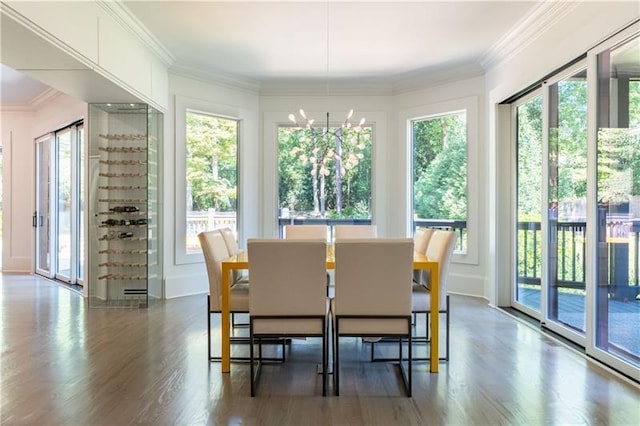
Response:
[2,1,553,106]
[124,0,539,86]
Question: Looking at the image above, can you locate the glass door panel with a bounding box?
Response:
[594,33,640,368]
[35,135,55,278]
[515,94,543,314]
[547,69,588,336]
[77,124,84,284]
[55,129,72,282]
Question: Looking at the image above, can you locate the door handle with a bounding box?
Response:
[32,212,37,227]
[40,216,43,227]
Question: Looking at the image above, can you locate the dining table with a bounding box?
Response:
[220,245,440,373]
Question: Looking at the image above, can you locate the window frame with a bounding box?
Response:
[175,96,243,265]
[263,110,386,238]
[401,96,479,265]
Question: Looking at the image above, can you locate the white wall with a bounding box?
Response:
[394,76,487,298]
[485,4,640,306]
[163,74,260,298]
[2,1,170,111]
[1,110,33,272]
[0,93,87,273]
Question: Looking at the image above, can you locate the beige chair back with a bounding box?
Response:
[334,239,413,334]
[334,225,377,239]
[426,230,457,310]
[284,225,327,240]
[248,239,328,334]
[413,228,435,286]
[219,227,240,254]
[198,230,231,312]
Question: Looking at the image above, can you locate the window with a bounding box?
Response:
[185,111,238,255]
[412,111,468,253]
[277,121,372,239]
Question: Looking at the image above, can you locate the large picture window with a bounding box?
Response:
[277,122,372,239]
[185,111,238,254]
[412,111,468,253]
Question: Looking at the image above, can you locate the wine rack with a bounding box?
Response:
[88,104,162,308]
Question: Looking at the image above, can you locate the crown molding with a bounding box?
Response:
[97,0,175,66]
[391,62,485,95]
[29,87,62,109]
[170,63,262,94]
[479,0,580,71]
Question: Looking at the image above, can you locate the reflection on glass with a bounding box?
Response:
[547,71,588,333]
[516,95,543,312]
[596,34,640,366]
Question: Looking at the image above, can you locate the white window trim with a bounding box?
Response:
[400,96,479,265]
[174,95,244,265]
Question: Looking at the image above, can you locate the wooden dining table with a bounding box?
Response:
[220,245,440,373]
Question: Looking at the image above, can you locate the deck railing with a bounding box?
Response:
[188,212,638,296]
[518,219,640,297]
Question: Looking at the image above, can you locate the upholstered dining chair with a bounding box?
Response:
[284,224,328,240]
[334,224,377,239]
[219,227,249,285]
[413,228,434,287]
[199,230,284,363]
[411,230,456,361]
[333,238,414,396]
[247,239,329,397]
[218,226,250,328]
[199,229,251,362]
[284,224,331,290]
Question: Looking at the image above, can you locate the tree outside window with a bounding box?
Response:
[412,111,468,252]
[278,123,372,220]
[186,111,238,254]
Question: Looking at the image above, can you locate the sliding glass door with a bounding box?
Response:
[590,28,639,375]
[35,122,84,285]
[35,134,55,278]
[512,24,639,378]
[514,93,543,316]
[545,65,588,341]
[55,128,73,282]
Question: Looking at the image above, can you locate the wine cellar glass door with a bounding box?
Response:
[88,103,162,308]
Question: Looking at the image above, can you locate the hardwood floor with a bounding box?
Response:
[1,274,638,425]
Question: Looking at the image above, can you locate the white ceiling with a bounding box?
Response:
[123,0,539,86]
[1,1,553,105]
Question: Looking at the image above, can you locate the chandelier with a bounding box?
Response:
[287,0,366,150]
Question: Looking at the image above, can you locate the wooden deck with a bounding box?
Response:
[518,287,640,357]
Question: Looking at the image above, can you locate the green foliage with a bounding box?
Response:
[278,124,372,217]
[413,113,467,220]
[517,96,543,221]
[186,112,237,212]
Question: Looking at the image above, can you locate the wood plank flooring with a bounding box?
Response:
[1,274,638,425]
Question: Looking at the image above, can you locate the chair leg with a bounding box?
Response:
[408,330,413,397]
[207,296,212,361]
[250,322,256,397]
[322,317,327,396]
[334,320,340,396]
[445,295,450,362]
